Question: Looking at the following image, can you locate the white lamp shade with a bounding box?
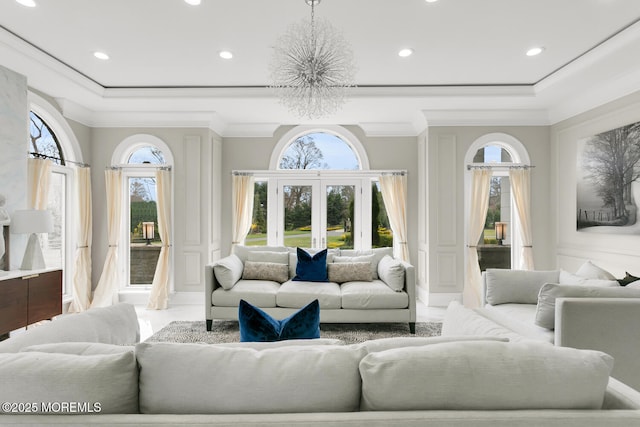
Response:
[11,209,54,234]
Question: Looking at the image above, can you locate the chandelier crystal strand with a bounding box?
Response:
[269,0,356,119]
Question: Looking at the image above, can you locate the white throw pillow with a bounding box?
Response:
[0,351,138,414]
[627,280,640,289]
[559,270,619,288]
[575,260,616,280]
[340,247,393,279]
[136,342,365,414]
[535,283,640,329]
[359,341,613,411]
[213,254,244,290]
[377,255,405,291]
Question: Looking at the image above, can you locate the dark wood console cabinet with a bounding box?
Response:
[0,269,62,335]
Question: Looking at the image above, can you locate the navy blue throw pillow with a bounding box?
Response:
[293,247,328,282]
[238,299,321,342]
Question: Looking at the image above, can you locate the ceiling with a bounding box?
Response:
[2,0,640,136]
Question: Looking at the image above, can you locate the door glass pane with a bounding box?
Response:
[372,181,393,248]
[283,185,312,248]
[42,171,65,269]
[326,185,355,249]
[478,175,511,271]
[246,181,268,246]
[129,177,159,285]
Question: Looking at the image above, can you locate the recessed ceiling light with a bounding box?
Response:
[184,0,201,5]
[526,46,544,57]
[16,0,36,7]
[219,51,233,59]
[425,0,439,3]
[93,51,110,60]
[398,48,414,58]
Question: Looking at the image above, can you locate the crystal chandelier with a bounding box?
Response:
[269,0,356,119]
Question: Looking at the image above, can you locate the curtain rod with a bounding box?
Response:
[466,164,534,170]
[108,165,172,171]
[30,152,90,168]
[232,169,407,176]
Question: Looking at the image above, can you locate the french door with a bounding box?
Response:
[271,178,366,249]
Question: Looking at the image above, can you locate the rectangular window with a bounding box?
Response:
[129,176,159,286]
[372,181,393,249]
[245,180,268,246]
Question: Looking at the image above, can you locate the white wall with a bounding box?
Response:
[0,65,28,269]
[424,126,553,305]
[551,90,640,277]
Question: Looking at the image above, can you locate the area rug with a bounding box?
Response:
[145,321,442,345]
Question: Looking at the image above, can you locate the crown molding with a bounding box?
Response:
[422,109,550,126]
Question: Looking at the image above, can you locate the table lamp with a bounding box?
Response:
[11,209,54,270]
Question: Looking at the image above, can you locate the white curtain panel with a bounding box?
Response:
[464,168,492,309]
[509,168,535,270]
[231,174,255,249]
[91,169,122,308]
[379,173,409,262]
[68,167,92,312]
[148,169,172,310]
[27,158,51,209]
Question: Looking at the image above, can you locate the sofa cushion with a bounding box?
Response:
[377,255,405,291]
[214,338,343,349]
[359,341,613,411]
[21,342,134,355]
[293,248,328,282]
[535,283,640,329]
[277,280,342,309]
[242,261,289,283]
[333,254,376,279]
[213,254,244,290]
[0,351,139,414]
[247,250,289,265]
[340,247,393,279]
[328,262,372,283]
[441,301,530,343]
[239,299,320,342]
[341,280,408,309]
[576,260,616,280]
[136,342,366,414]
[484,269,560,305]
[212,279,279,307]
[0,303,139,353]
[354,335,509,354]
[482,304,554,343]
[233,245,288,263]
[559,270,619,288]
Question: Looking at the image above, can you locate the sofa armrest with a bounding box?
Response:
[400,260,416,323]
[555,297,640,391]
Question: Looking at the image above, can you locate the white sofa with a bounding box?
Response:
[205,246,417,332]
[2,302,640,425]
[442,265,640,390]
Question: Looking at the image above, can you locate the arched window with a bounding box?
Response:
[465,133,531,271]
[113,135,173,289]
[27,92,85,300]
[245,125,393,251]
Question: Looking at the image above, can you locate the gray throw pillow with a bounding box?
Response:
[242,261,289,283]
[484,269,559,305]
[333,254,376,279]
[535,283,640,329]
[327,262,372,283]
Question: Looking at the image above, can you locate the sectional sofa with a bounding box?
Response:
[442,264,640,390]
[205,246,417,332]
[2,303,640,426]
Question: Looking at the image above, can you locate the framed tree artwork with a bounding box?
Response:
[576,120,640,233]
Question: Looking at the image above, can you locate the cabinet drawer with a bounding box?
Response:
[27,270,62,324]
[0,278,28,335]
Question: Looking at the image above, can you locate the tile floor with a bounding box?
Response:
[136,299,446,341]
